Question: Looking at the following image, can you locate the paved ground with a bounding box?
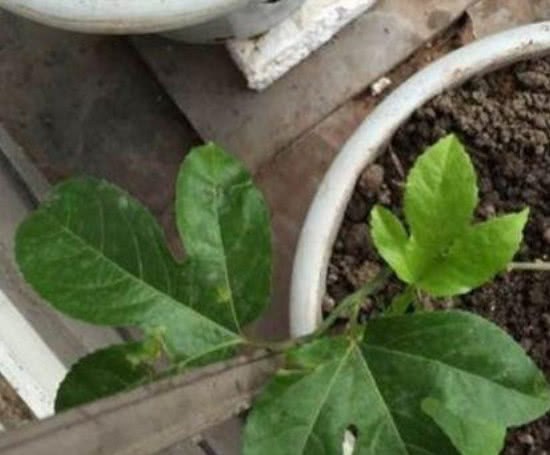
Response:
[1,0,549,446]
[0,10,200,236]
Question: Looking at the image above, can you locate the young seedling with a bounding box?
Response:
[15,137,550,454]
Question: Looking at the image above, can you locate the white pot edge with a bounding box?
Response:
[290,21,550,338]
[0,0,247,34]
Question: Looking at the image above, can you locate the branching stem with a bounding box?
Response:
[314,268,391,337]
[247,269,391,353]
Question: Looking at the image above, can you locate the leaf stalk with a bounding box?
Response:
[508,261,550,272]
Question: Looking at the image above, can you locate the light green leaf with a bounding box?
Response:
[417,210,529,296]
[370,134,528,296]
[371,206,412,282]
[404,134,478,250]
[16,178,241,360]
[176,143,272,332]
[385,286,416,316]
[55,341,156,412]
[244,311,550,455]
[422,397,505,455]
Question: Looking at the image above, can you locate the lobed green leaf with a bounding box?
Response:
[371,134,529,297]
[16,143,274,409]
[244,311,550,455]
[176,143,272,333]
[16,177,241,361]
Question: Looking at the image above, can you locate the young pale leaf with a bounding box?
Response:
[421,398,505,455]
[404,134,478,251]
[16,178,241,360]
[371,134,528,296]
[176,143,272,333]
[55,342,156,412]
[370,206,412,282]
[417,210,529,296]
[244,311,550,455]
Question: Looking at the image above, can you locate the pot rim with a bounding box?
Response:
[0,0,248,34]
[290,21,550,338]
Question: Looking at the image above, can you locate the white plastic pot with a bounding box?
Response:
[0,0,305,42]
[290,22,550,338]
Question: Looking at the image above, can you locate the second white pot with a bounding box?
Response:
[290,22,550,338]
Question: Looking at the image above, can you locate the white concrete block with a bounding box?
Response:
[227,0,377,91]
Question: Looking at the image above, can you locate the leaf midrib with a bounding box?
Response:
[354,344,410,455]
[211,186,242,333]
[297,343,354,454]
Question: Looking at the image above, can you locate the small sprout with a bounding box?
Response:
[371,134,528,297]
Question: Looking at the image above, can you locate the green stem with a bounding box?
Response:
[384,285,416,316]
[508,261,550,272]
[245,270,391,354]
[314,268,391,337]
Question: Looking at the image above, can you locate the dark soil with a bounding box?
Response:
[327,57,550,454]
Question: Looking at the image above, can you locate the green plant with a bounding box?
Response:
[16,137,550,454]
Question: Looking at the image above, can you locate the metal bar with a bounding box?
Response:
[0,125,49,203]
[0,353,281,455]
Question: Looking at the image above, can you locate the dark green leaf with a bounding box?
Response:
[244,311,550,455]
[176,143,272,332]
[421,397,505,455]
[55,341,156,412]
[244,337,412,455]
[16,178,241,360]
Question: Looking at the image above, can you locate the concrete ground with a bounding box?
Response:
[1,0,550,447]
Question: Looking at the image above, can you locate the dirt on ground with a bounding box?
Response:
[0,375,33,430]
[328,57,550,453]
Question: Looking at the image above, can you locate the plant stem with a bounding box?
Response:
[247,269,391,354]
[313,268,391,337]
[384,285,416,316]
[508,261,550,272]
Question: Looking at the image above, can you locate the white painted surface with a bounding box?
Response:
[0,289,66,418]
[0,0,246,34]
[290,22,550,337]
[227,0,377,90]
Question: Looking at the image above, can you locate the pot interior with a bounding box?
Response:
[327,56,550,453]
